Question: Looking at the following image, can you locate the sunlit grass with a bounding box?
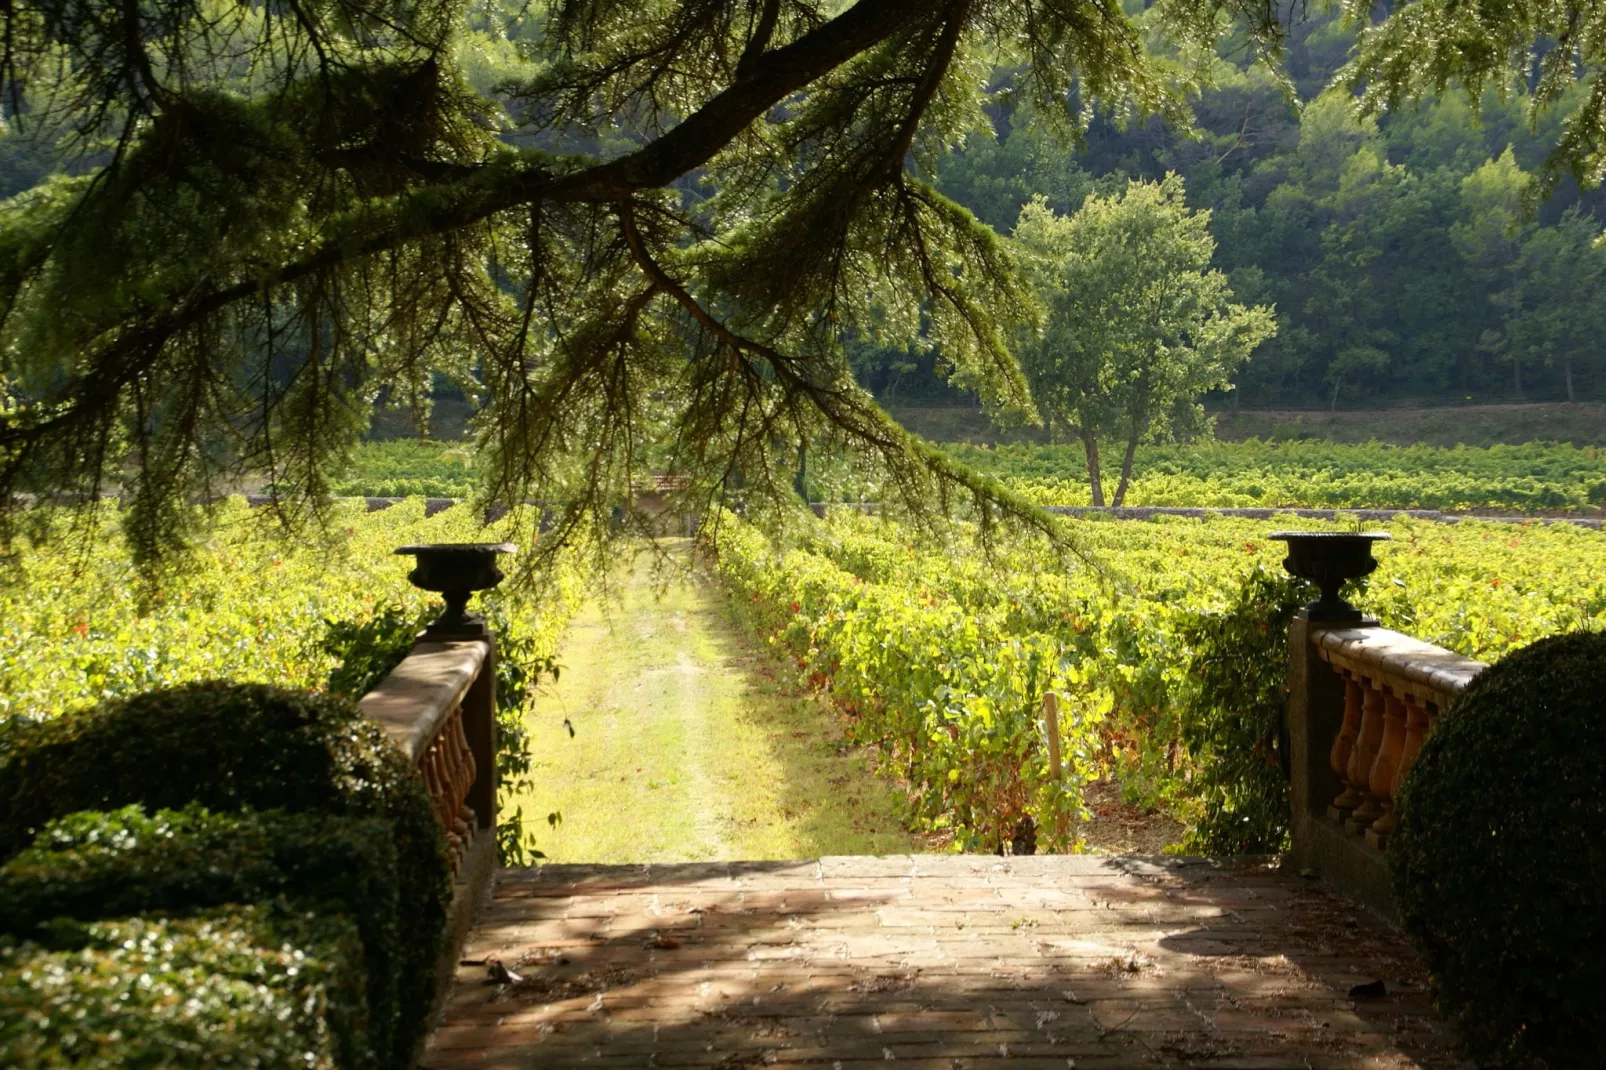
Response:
[506,544,927,863]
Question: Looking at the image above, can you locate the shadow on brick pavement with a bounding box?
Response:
[422,855,1469,1069]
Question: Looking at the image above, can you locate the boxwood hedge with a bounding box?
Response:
[0,907,368,1069]
[1391,631,1606,1067]
[0,683,449,1068]
[1,806,401,1068]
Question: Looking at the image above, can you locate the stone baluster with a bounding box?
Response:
[455,711,477,793]
[1384,696,1433,828]
[447,711,475,858]
[1346,679,1387,832]
[1329,673,1365,819]
[1366,690,1408,847]
[422,745,447,831]
[437,747,455,835]
[438,729,461,870]
[445,713,470,809]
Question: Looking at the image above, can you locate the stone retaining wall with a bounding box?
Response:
[243,495,1604,527]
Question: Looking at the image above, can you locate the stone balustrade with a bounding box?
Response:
[1312,627,1484,850]
[357,637,499,1014]
[359,640,495,874]
[1287,614,1486,918]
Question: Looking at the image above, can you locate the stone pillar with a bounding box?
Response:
[1287,612,1351,831]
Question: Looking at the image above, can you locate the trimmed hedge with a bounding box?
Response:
[0,683,449,1068]
[0,907,368,1069]
[0,806,400,1068]
[1391,631,1606,1067]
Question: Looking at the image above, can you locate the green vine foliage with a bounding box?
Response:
[319,599,557,866]
[1176,568,1314,855]
[706,510,1104,853]
[710,508,1338,854]
[479,596,559,867]
[320,605,432,701]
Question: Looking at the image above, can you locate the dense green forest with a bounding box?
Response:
[854,9,1606,412]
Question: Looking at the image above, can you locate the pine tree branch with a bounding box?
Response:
[617,200,883,444]
[615,199,1080,554]
[881,0,968,180]
[735,0,784,81]
[0,0,940,421]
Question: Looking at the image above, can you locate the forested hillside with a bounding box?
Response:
[855,7,1606,412]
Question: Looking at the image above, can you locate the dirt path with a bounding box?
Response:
[505,544,928,863]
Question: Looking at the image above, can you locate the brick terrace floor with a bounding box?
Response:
[423,856,1468,1069]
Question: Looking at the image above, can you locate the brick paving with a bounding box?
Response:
[423,855,1467,1069]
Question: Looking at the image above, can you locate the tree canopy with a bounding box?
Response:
[1014,174,1273,506]
[0,0,1600,563]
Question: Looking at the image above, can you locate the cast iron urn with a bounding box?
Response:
[1267,531,1391,623]
[395,542,516,638]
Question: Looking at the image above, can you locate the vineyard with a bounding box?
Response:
[705,507,1606,852]
[925,441,1606,512]
[9,469,1606,857]
[332,440,481,500]
[342,437,1606,513]
[0,499,593,858]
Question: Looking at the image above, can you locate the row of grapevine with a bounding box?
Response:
[331,440,479,499]
[704,512,1103,852]
[340,437,1606,513]
[707,506,1606,848]
[943,441,1606,512]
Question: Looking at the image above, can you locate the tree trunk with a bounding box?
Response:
[1112,431,1140,507]
[1565,358,1576,403]
[1080,429,1105,507]
[1330,377,1341,413]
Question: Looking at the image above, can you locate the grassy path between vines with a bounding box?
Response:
[505,541,927,863]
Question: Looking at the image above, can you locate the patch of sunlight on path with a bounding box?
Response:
[506,540,927,863]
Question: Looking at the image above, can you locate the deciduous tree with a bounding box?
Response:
[1450,149,1534,397]
[1013,175,1274,506]
[1509,208,1606,403]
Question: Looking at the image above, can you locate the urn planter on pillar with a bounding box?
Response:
[1268,531,1391,622]
[395,542,516,639]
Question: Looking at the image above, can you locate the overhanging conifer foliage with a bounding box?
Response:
[0,0,1593,566]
